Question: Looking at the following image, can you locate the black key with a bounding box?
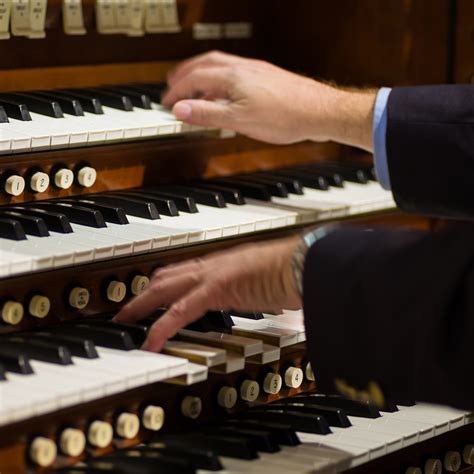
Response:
[211,178,272,201]
[254,172,304,195]
[32,91,84,116]
[380,401,399,413]
[320,161,376,181]
[127,82,166,103]
[102,86,152,109]
[62,199,129,225]
[56,90,104,114]
[327,161,376,181]
[78,88,133,111]
[0,218,26,240]
[225,419,300,446]
[7,207,72,233]
[0,338,72,365]
[0,99,31,121]
[188,310,234,332]
[124,85,163,104]
[239,409,331,434]
[292,166,344,188]
[272,169,330,190]
[268,401,351,428]
[160,434,258,460]
[309,163,368,183]
[192,183,245,205]
[161,185,226,208]
[295,394,381,418]
[23,332,98,359]
[235,175,289,198]
[87,194,160,220]
[230,310,264,320]
[0,363,6,380]
[137,444,222,471]
[46,325,136,351]
[90,454,194,474]
[70,320,148,347]
[0,347,33,374]
[201,426,280,453]
[398,400,417,407]
[32,202,106,228]
[0,211,49,237]
[0,93,63,118]
[141,189,197,213]
[0,105,8,123]
[115,191,179,217]
[134,315,164,329]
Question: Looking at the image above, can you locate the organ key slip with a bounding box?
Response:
[1,0,474,473]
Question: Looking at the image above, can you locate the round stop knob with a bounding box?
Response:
[69,287,90,309]
[106,280,127,302]
[1,300,24,325]
[130,275,150,296]
[240,380,259,402]
[217,386,238,409]
[115,412,140,439]
[464,444,474,465]
[54,168,74,189]
[30,171,50,193]
[29,295,51,318]
[87,420,113,448]
[59,428,86,457]
[142,405,165,431]
[424,458,442,474]
[181,396,202,419]
[444,451,461,472]
[305,362,316,381]
[77,166,97,188]
[29,437,57,467]
[405,468,422,474]
[5,175,25,196]
[263,373,282,394]
[284,367,303,388]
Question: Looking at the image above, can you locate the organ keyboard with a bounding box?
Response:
[0,93,471,474]
[1,1,473,472]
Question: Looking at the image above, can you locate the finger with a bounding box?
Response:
[172,100,234,129]
[168,51,243,86]
[162,67,232,107]
[151,257,204,280]
[114,279,168,324]
[142,285,214,352]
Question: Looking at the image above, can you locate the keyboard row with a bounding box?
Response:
[52,400,472,474]
[0,309,311,425]
[0,162,396,279]
[0,83,207,154]
[0,308,471,472]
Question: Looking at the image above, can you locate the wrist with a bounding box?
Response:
[307,84,376,151]
[277,236,302,309]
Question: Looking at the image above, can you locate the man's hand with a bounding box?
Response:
[163,50,376,150]
[114,236,301,352]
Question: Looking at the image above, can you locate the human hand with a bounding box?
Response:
[114,236,301,352]
[163,50,375,150]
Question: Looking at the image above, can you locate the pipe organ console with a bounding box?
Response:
[1,0,474,473]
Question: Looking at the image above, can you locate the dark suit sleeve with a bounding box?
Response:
[303,223,474,410]
[386,85,474,220]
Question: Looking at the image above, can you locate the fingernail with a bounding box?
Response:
[173,102,192,120]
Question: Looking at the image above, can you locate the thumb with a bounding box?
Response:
[172,99,234,129]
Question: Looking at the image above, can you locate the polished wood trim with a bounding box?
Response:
[0,136,342,205]
[0,61,176,92]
